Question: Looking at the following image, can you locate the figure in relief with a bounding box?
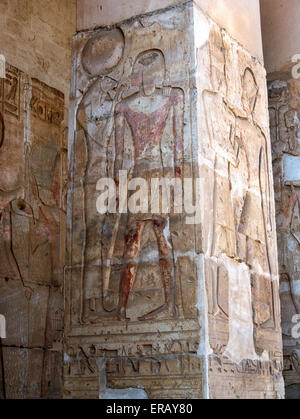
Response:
[6,76,18,103]
[203,29,239,352]
[82,47,184,322]
[237,69,277,338]
[75,29,126,322]
[114,49,184,320]
[203,91,239,259]
[203,89,238,352]
[289,195,300,314]
[203,64,277,355]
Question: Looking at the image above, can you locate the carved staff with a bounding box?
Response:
[102,173,130,297]
[0,112,4,149]
[101,80,129,298]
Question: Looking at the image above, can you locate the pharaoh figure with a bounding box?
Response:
[113,49,184,321]
[203,91,239,351]
[203,28,241,352]
[237,69,278,341]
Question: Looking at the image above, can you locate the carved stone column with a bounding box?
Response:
[261,0,300,400]
[65,1,284,399]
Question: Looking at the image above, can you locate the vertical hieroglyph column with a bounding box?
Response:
[261,0,300,400]
[65,1,284,398]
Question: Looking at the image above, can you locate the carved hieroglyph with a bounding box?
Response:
[269,80,300,399]
[66,2,284,399]
[0,66,66,399]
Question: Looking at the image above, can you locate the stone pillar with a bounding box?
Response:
[65,0,284,399]
[261,0,300,400]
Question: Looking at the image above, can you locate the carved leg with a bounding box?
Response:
[211,263,219,316]
[119,263,137,320]
[139,219,175,321]
[82,178,106,320]
[118,220,145,319]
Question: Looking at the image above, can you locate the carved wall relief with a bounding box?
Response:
[70,24,194,322]
[268,80,300,398]
[197,12,283,398]
[66,3,202,399]
[0,67,66,398]
[201,22,281,368]
[0,64,21,120]
[79,48,185,323]
[66,3,283,399]
[0,64,25,211]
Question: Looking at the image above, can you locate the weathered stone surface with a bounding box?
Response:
[66,2,203,399]
[261,0,300,77]
[0,347,62,399]
[0,278,48,348]
[0,0,76,106]
[66,2,283,399]
[0,347,44,399]
[77,0,263,62]
[0,67,66,398]
[196,6,283,397]
[208,354,283,399]
[0,0,74,401]
[0,64,25,211]
[268,79,300,399]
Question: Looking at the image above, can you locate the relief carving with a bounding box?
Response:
[203,59,278,357]
[268,79,300,397]
[0,64,21,119]
[65,4,283,399]
[289,195,300,313]
[0,65,66,398]
[110,49,183,321]
[75,29,125,323]
[269,82,300,319]
[74,29,188,324]
[66,5,203,398]
[0,111,4,149]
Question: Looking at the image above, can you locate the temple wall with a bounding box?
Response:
[0,0,76,105]
[0,0,290,400]
[65,1,284,399]
[0,63,67,400]
[261,0,300,399]
[0,0,75,399]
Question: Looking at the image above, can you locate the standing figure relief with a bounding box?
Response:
[203,63,278,357]
[236,69,277,333]
[76,33,185,323]
[114,49,184,321]
[74,29,126,322]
